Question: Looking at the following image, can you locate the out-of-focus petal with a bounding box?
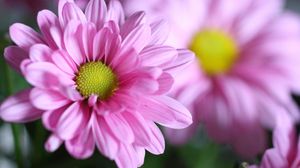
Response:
[0,89,43,123]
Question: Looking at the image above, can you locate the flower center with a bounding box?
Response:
[75,62,118,99]
[189,29,238,76]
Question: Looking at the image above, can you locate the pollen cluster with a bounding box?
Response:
[75,62,118,99]
[190,29,238,76]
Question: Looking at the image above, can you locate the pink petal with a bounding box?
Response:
[0,89,43,123]
[171,61,206,91]
[30,88,70,110]
[29,44,52,62]
[220,77,256,123]
[24,62,73,89]
[20,59,32,74]
[49,26,64,50]
[272,114,295,159]
[130,70,160,94]
[77,23,97,61]
[52,50,78,75]
[58,0,75,24]
[109,90,138,111]
[208,0,251,28]
[9,23,44,51]
[88,95,98,107]
[92,114,119,159]
[174,81,209,110]
[66,126,95,159]
[292,142,300,168]
[199,92,233,142]
[100,29,121,65]
[144,121,165,155]
[235,66,290,107]
[261,149,287,168]
[123,111,152,146]
[56,102,88,140]
[140,45,177,67]
[133,78,159,94]
[235,0,283,45]
[4,46,28,73]
[85,0,107,29]
[134,146,145,167]
[92,28,111,61]
[113,48,138,75]
[92,26,122,64]
[61,2,87,25]
[115,144,139,168]
[42,106,66,131]
[149,20,170,45]
[264,12,300,38]
[104,112,134,143]
[107,0,125,25]
[104,20,120,34]
[155,72,174,94]
[120,11,146,38]
[119,67,160,87]
[37,10,62,49]
[120,24,151,55]
[163,49,195,74]
[45,134,63,152]
[63,20,84,65]
[58,86,83,102]
[140,96,192,129]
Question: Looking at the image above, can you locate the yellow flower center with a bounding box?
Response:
[75,62,118,99]
[189,29,238,76]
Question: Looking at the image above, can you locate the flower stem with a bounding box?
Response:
[1,53,24,168]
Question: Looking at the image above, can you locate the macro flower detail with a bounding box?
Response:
[75,61,118,99]
[0,0,194,167]
[122,0,300,157]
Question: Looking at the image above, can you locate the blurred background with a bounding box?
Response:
[0,0,300,168]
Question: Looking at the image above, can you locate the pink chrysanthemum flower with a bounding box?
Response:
[122,0,300,157]
[249,113,300,168]
[0,0,194,167]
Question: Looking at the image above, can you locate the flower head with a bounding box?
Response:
[122,0,300,157]
[0,0,194,167]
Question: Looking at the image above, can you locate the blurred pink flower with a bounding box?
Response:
[0,0,194,167]
[122,0,300,157]
[249,113,300,168]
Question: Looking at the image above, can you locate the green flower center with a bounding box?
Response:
[75,62,118,99]
[189,29,238,76]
